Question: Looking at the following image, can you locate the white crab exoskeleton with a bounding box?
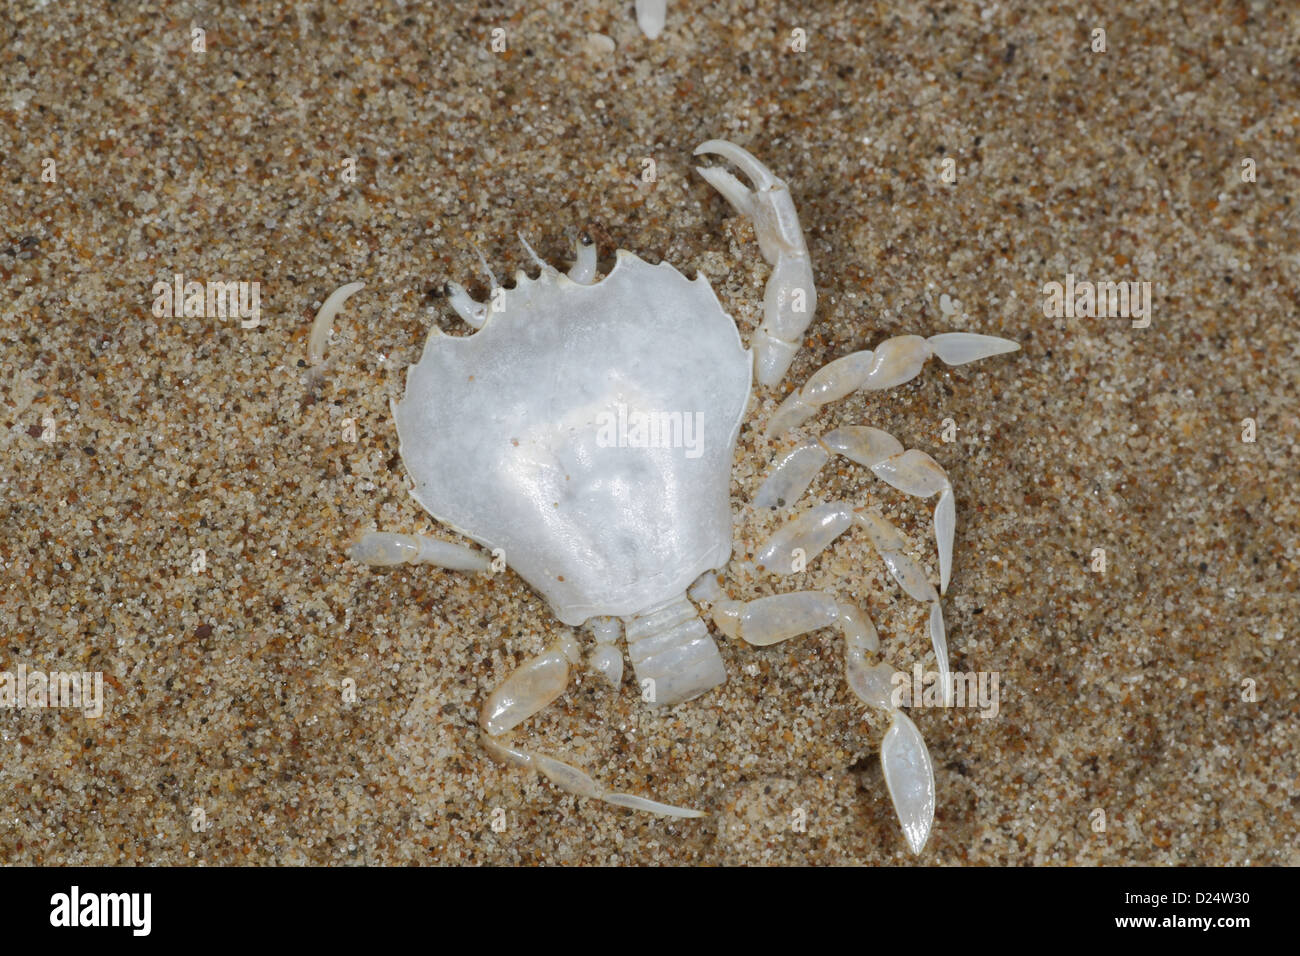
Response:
[343,139,1019,854]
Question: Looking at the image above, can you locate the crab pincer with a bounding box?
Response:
[694,139,817,387]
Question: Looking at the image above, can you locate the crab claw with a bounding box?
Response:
[695,139,816,388]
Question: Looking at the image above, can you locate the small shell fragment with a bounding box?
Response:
[308,281,365,365]
[585,32,616,56]
[635,0,667,39]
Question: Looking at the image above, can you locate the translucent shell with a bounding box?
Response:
[394,252,752,625]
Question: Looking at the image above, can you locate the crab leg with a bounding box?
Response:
[752,504,953,706]
[767,333,1020,438]
[879,709,937,854]
[480,634,703,818]
[844,642,938,856]
[347,531,492,571]
[754,426,957,593]
[694,139,816,388]
[711,590,875,649]
[855,511,953,708]
[709,591,935,853]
